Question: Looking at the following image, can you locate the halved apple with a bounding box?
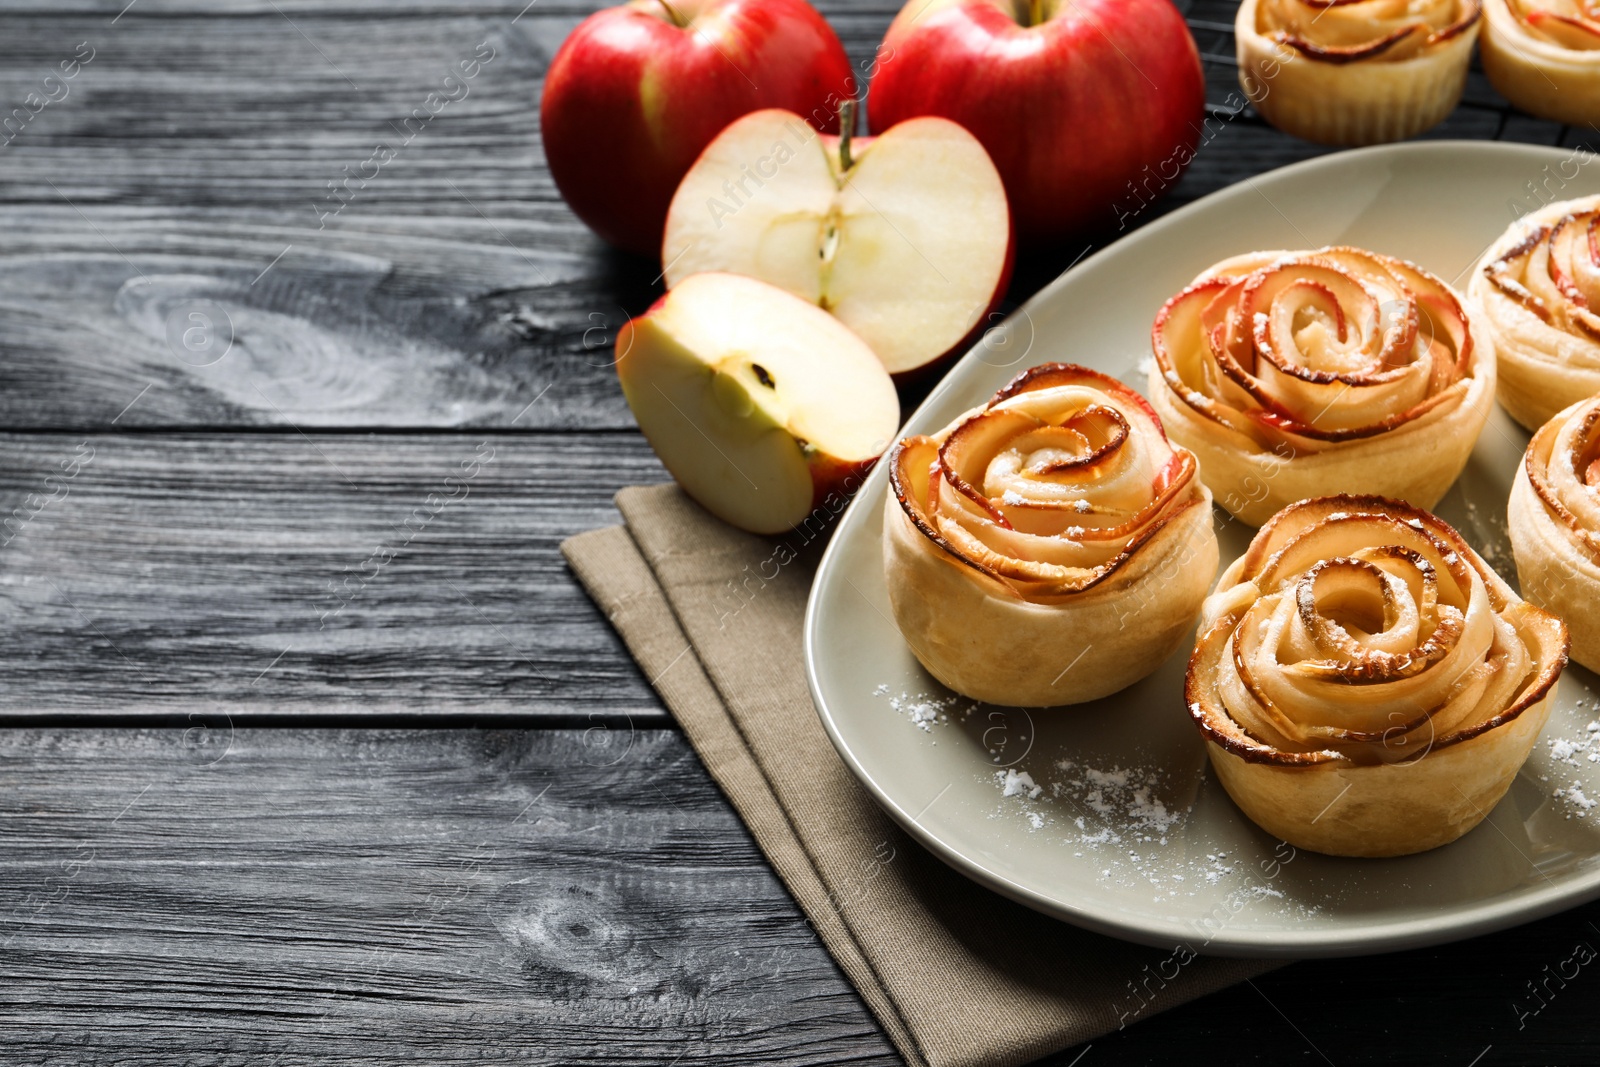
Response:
[616,271,900,534]
[661,108,1012,377]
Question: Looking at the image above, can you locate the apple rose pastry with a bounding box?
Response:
[883,363,1218,707]
[1482,0,1600,125]
[1468,196,1600,431]
[1510,396,1600,671]
[1190,496,1568,857]
[1151,246,1495,527]
[1236,0,1480,145]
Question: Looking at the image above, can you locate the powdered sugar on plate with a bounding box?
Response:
[1458,496,1514,570]
[1057,759,1184,838]
[1537,714,1600,819]
[874,687,976,737]
[987,755,1189,848]
[875,684,1320,916]
[1545,719,1600,767]
[1554,784,1599,818]
[1488,706,1600,821]
[985,755,1320,917]
[997,768,1042,799]
[994,769,1046,830]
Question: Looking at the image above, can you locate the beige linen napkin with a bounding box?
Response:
[563,484,1275,1067]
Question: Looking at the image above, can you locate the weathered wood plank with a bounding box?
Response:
[0,207,657,430]
[0,9,892,210]
[0,2,1427,433]
[0,432,674,721]
[0,727,900,1065]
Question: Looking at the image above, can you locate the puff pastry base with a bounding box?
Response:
[883,363,1218,707]
[1188,496,1568,856]
[884,493,1216,707]
[1482,0,1600,126]
[1510,396,1600,672]
[1468,194,1600,431]
[1237,0,1479,145]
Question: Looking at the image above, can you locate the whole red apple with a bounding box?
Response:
[868,0,1204,245]
[541,0,856,256]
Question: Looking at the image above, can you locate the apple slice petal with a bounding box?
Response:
[616,271,900,534]
[1524,8,1600,49]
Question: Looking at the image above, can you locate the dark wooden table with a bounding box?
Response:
[2,1,1597,1063]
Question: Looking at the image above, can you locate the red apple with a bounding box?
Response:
[868,0,1205,246]
[541,0,856,256]
[616,272,899,534]
[661,107,1013,377]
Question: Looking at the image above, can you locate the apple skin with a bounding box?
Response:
[800,445,879,520]
[868,0,1205,245]
[615,272,899,534]
[541,0,856,256]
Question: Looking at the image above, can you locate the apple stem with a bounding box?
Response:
[838,98,857,173]
[655,0,689,26]
[1027,0,1042,25]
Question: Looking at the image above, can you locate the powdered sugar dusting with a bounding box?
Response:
[1056,759,1185,837]
[875,688,976,736]
[987,756,1191,849]
[1547,723,1600,765]
[873,681,1322,917]
[1528,709,1600,820]
[1555,784,1598,817]
[982,753,1319,916]
[997,768,1042,799]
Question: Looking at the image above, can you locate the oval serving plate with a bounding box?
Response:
[805,141,1600,958]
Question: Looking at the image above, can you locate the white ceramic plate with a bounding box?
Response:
[805,141,1600,958]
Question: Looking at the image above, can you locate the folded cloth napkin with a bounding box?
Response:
[563,484,1276,1067]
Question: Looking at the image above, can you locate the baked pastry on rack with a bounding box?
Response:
[1150,246,1494,526]
[883,363,1218,707]
[1510,395,1600,671]
[1482,0,1600,125]
[1188,495,1568,857]
[1469,195,1600,431]
[1236,0,1480,145]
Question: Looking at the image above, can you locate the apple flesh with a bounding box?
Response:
[868,0,1205,245]
[540,0,856,257]
[616,272,900,534]
[661,109,1012,377]
[1525,8,1600,48]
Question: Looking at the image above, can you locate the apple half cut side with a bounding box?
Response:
[616,271,901,535]
[661,108,1013,377]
